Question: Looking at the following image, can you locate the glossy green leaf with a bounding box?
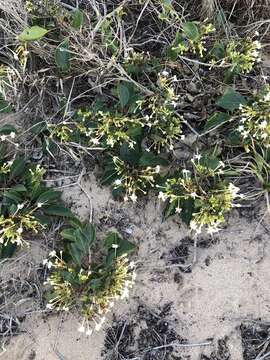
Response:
[9,157,26,180]
[71,9,84,28]
[104,232,136,264]
[18,26,48,42]
[182,22,199,41]
[139,152,168,167]
[204,112,231,131]
[118,83,130,108]
[36,190,62,205]
[216,88,247,111]
[55,40,70,73]
[43,206,73,217]
[0,94,12,113]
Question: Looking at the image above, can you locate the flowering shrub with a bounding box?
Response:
[237,86,270,150]
[45,220,136,335]
[0,127,72,255]
[169,21,215,58]
[102,143,167,201]
[158,154,242,234]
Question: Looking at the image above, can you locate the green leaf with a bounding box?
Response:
[119,143,140,166]
[18,26,48,42]
[61,228,76,242]
[204,112,231,131]
[180,198,194,225]
[139,152,168,167]
[104,232,136,264]
[0,94,12,113]
[36,190,62,204]
[163,200,177,220]
[9,157,26,180]
[0,124,16,135]
[0,242,17,258]
[43,206,73,217]
[182,22,199,41]
[118,83,130,108]
[209,42,225,60]
[71,9,84,28]
[31,121,48,135]
[67,223,96,267]
[216,88,247,111]
[55,40,70,73]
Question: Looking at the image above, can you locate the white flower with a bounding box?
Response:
[13,53,19,61]
[242,130,249,139]
[193,154,201,161]
[17,227,23,234]
[47,261,53,269]
[92,138,100,145]
[62,306,69,312]
[78,325,85,333]
[37,202,43,208]
[155,165,160,173]
[161,70,169,77]
[158,191,167,202]
[17,203,24,210]
[129,261,135,269]
[46,303,53,310]
[114,179,122,186]
[169,144,174,151]
[182,169,190,176]
[190,192,197,199]
[130,193,137,202]
[219,161,225,168]
[95,323,102,331]
[124,195,129,202]
[106,138,115,147]
[0,135,7,141]
[190,221,201,234]
[259,120,267,129]
[264,92,270,102]
[86,328,93,336]
[237,125,244,132]
[112,244,119,249]
[43,259,48,266]
[49,250,56,257]
[121,287,129,299]
[9,132,16,139]
[207,225,220,234]
[132,272,137,281]
[175,207,182,214]
[228,183,240,198]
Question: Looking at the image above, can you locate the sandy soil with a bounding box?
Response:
[2,173,270,360]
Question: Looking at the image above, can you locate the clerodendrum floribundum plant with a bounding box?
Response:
[157,153,242,234]
[237,86,270,151]
[44,218,136,335]
[0,125,72,256]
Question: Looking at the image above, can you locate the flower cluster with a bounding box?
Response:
[237,86,270,150]
[111,156,160,202]
[137,73,183,152]
[158,155,241,234]
[50,110,143,149]
[0,213,42,246]
[224,38,261,73]
[45,251,136,335]
[172,22,215,57]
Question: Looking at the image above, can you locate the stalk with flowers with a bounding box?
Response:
[44,220,136,336]
[158,152,242,234]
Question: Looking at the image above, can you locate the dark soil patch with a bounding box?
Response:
[200,336,230,360]
[241,321,270,360]
[103,303,187,360]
